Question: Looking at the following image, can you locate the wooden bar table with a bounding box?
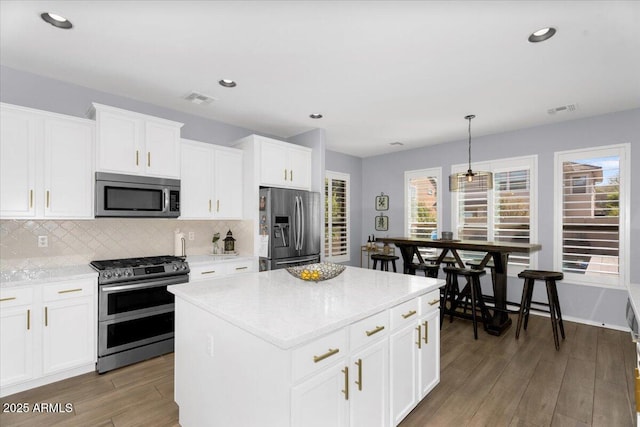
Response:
[378,237,542,336]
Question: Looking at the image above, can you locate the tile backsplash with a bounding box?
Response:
[0,219,253,271]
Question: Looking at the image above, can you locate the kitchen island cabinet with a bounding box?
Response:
[169,267,443,427]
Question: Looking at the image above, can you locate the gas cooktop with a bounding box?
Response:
[90,255,189,285]
[90,255,185,270]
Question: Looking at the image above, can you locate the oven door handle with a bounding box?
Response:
[101,276,186,292]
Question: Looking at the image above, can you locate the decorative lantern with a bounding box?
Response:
[224,229,235,253]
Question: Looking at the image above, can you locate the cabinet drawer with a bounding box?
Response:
[226,259,257,275]
[350,310,389,351]
[390,298,420,330]
[43,279,95,302]
[189,264,229,281]
[0,287,33,308]
[292,329,347,382]
[419,290,441,315]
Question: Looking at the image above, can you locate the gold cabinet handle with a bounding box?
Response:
[216,200,220,212]
[342,366,349,400]
[402,310,417,319]
[147,152,151,167]
[58,288,82,294]
[365,325,385,336]
[313,348,339,363]
[0,297,17,302]
[46,190,50,208]
[284,169,288,180]
[45,306,48,327]
[635,368,640,412]
[290,170,293,181]
[416,325,422,349]
[201,270,216,275]
[235,266,248,271]
[355,359,362,391]
[423,320,429,344]
[29,189,33,208]
[209,199,212,212]
[136,150,139,166]
[27,309,30,330]
[428,299,439,306]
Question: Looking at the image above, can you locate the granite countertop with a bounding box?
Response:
[0,265,98,288]
[169,266,443,349]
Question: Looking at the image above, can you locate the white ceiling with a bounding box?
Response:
[1,1,639,158]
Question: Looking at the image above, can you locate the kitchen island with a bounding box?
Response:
[169,266,444,427]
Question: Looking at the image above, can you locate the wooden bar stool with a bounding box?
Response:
[409,262,440,278]
[442,266,491,339]
[371,254,400,272]
[516,270,565,350]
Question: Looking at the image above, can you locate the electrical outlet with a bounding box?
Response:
[38,235,48,248]
[188,232,195,241]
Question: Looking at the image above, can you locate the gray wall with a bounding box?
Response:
[0,65,265,146]
[362,109,640,328]
[325,149,363,267]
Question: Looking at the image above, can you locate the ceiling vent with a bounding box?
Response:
[183,91,216,105]
[547,103,578,115]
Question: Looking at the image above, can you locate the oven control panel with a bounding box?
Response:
[98,261,189,285]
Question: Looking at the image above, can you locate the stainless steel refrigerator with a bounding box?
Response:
[259,187,321,271]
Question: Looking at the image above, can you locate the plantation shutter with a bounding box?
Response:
[325,172,350,262]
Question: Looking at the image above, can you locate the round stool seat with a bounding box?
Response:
[466,259,495,269]
[518,270,563,281]
[370,254,400,272]
[409,262,440,278]
[441,257,457,266]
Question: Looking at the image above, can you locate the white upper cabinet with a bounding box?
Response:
[0,103,94,219]
[90,103,183,179]
[235,134,312,191]
[180,139,243,220]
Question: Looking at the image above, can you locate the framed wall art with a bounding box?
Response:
[375,193,389,211]
[375,214,388,231]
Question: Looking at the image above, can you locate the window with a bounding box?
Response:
[451,156,537,271]
[554,144,629,288]
[405,168,441,239]
[325,171,350,263]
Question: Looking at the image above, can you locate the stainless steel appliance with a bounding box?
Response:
[259,187,321,271]
[95,172,180,218]
[90,255,189,373]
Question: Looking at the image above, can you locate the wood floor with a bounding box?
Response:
[1,314,636,427]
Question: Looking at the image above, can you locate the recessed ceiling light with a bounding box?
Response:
[528,27,556,43]
[40,12,73,29]
[309,113,323,119]
[218,79,237,88]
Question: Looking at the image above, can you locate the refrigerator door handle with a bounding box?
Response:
[293,196,299,251]
[299,197,305,250]
[296,196,302,251]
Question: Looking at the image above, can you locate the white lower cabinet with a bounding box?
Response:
[0,278,97,398]
[350,338,389,427]
[292,362,350,427]
[187,257,258,282]
[390,291,440,425]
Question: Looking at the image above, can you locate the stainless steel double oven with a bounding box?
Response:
[91,256,189,373]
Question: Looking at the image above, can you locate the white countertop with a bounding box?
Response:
[169,266,444,349]
[0,265,97,288]
[186,254,255,265]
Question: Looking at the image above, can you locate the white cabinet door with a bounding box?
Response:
[0,306,34,388]
[349,338,388,427]
[43,118,94,218]
[291,363,349,427]
[144,120,181,178]
[96,109,141,174]
[180,141,214,218]
[260,138,289,187]
[214,149,243,219]
[0,107,37,217]
[418,310,440,398]
[42,296,95,375]
[389,322,420,425]
[288,145,312,190]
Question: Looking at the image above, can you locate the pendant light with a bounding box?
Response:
[449,114,493,191]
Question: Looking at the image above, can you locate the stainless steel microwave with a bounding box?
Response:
[95,172,180,218]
